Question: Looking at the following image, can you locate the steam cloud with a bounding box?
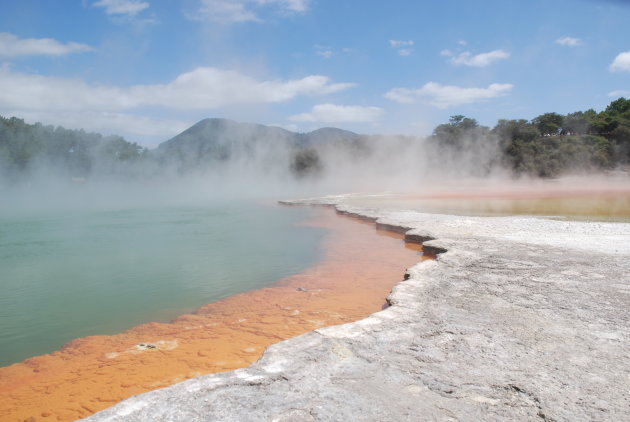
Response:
[1,112,627,216]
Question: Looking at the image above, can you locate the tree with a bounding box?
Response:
[101,136,142,161]
[563,111,595,135]
[532,112,564,136]
[432,115,486,148]
[590,114,619,135]
[605,97,630,116]
[492,119,540,142]
[448,115,479,130]
[290,148,322,178]
[0,114,146,180]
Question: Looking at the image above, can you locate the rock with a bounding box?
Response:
[83,197,630,422]
[135,343,157,351]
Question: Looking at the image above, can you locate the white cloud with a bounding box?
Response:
[390,40,414,56]
[447,49,510,67]
[192,0,309,23]
[0,66,354,111]
[384,82,513,108]
[389,40,413,48]
[0,65,351,138]
[0,33,93,58]
[608,90,630,97]
[289,104,384,123]
[314,44,333,59]
[195,0,259,22]
[556,36,581,47]
[384,88,417,104]
[94,0,149,16]
[610,51,630,72]
[312,45,353,59]
[266,0,308,12]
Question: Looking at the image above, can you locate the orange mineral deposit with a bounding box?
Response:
[0,207,428,421]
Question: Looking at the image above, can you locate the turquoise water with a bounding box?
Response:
[0,202,325,367]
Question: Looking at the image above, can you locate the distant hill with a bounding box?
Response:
[300,127,360,145]
[159,119,299,152]
[157,118,361,152]
[154,118,363,175]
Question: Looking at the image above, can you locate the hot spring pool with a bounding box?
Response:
[0,202,325,366]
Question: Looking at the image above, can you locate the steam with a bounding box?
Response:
[1,114,627,218]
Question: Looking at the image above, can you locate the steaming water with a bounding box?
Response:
[0,202,324,367]
[346,193,630,221]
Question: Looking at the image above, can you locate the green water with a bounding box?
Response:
[0,202,325,367]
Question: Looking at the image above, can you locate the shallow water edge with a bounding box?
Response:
[0,205,426,421]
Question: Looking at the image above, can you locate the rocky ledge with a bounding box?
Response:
[84,196,630,421]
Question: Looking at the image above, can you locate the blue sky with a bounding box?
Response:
[0,0,629,147]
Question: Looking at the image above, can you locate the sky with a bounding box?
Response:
[0,0,629,147]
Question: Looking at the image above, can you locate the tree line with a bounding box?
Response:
[1,97,629,184]
[431,97,630,177]
[0,116,147,183]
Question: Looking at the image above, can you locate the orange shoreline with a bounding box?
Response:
[0,206,427,422]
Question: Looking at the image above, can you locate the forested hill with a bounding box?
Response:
[0,116,146,182]
[431,97,630,177]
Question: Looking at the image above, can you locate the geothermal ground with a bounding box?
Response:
[84,193,630,422]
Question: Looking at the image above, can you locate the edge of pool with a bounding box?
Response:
[83,194,630,421]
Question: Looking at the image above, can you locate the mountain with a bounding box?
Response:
[301,127,360,145]
[158,118,361,152]
[159,119,299,151]
[154,118,363,173]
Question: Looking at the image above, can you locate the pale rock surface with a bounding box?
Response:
[84,196,630,422]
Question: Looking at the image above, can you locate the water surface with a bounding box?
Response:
[346,192,630,221]
[0,202,324,366]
